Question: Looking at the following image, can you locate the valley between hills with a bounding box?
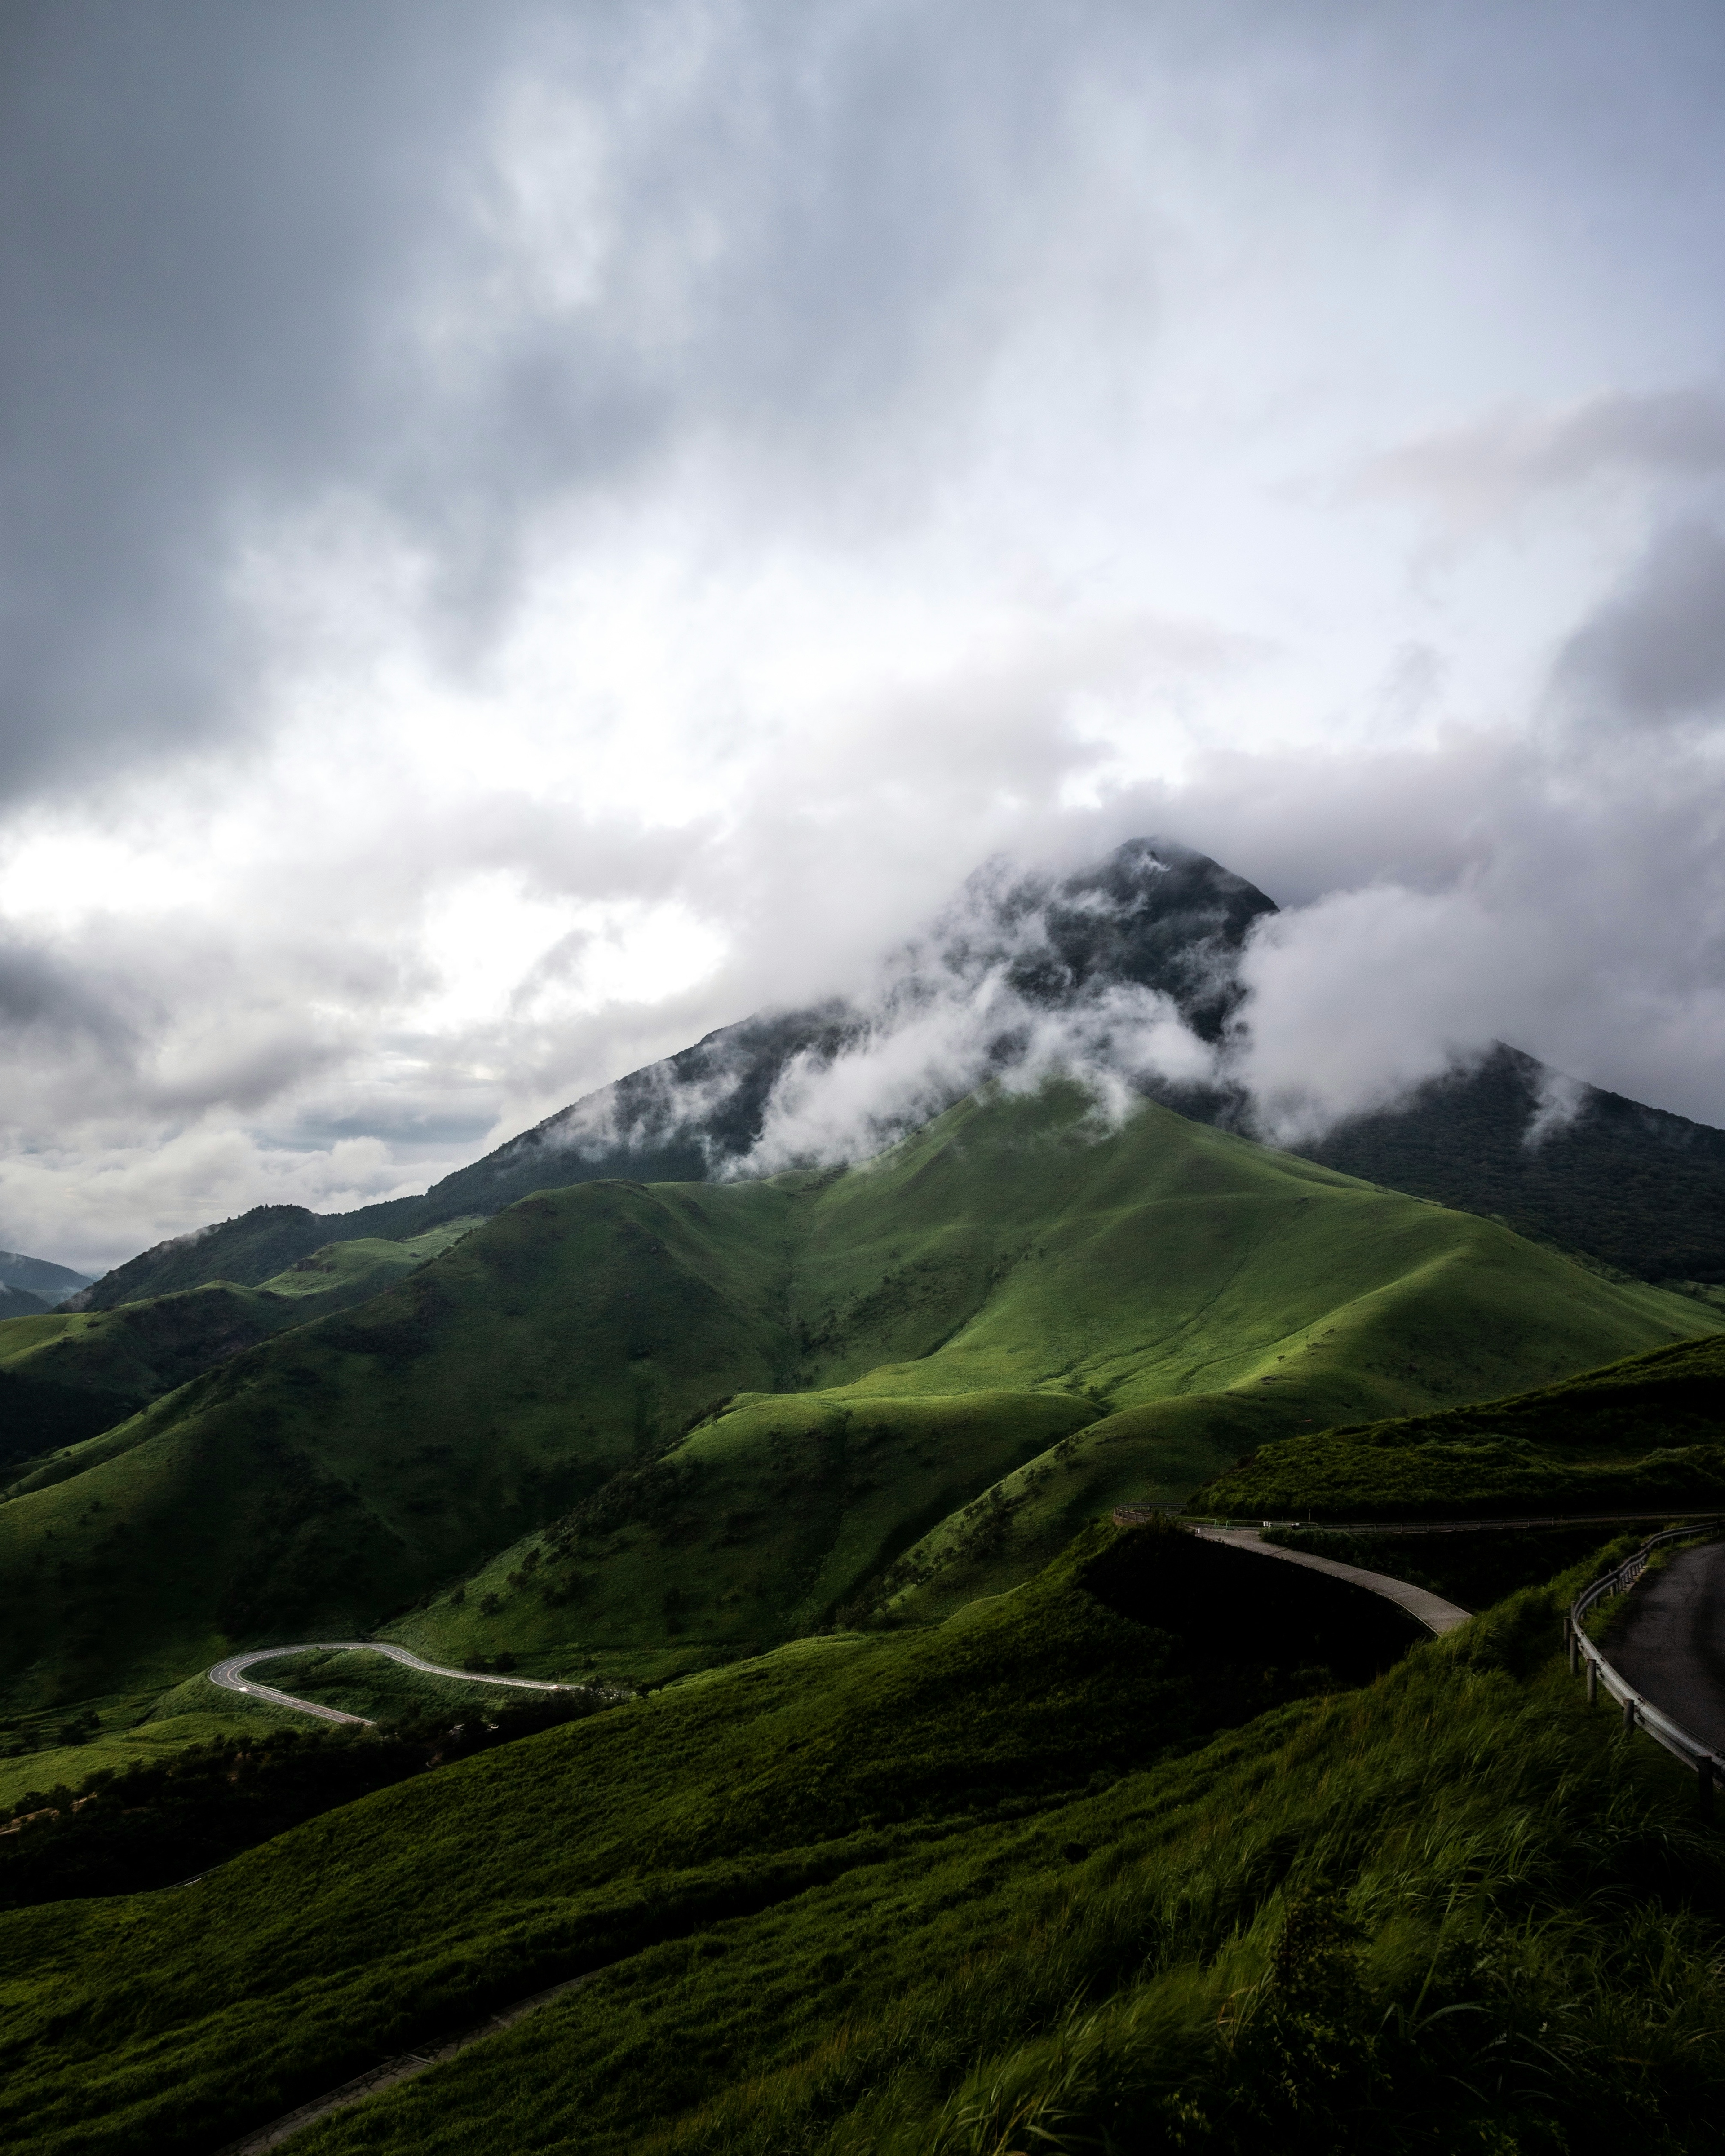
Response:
[6,844,1725,2155]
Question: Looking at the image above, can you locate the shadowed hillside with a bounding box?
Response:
[4,1084,1712,1712]
[0,1221,482,1476]
[1300,1040,1725,1285]
[4,1523,1722,2156]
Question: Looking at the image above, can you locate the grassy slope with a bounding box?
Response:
[0,1651,551,1816]
[0,1087,1714,1712]
[415,1089,1713,1657]
[1196,1329,1725,1520]
[0,1178,800,1709]
[0,1219,482,1484]
[3,1526,1722,2156]
[252,1220,485,1304]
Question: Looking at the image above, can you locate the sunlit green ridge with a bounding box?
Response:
[0,1083,1711,1716]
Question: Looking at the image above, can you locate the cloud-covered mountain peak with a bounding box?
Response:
[476,838,1274,1194]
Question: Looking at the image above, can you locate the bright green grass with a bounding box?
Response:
[1199,1328,1725,1520]
[411,1387,1098,1672]
[0,1311,82,1366]
[251,1219,485,1303]
[402,1089,1719,1657]
[1,1085,1713,1713]
[2,1526,1721,2155]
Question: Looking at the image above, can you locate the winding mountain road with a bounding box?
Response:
[1603,1542,1725,1757]
[207,1642,577,1726]
[1185,1524,1470,1634]
[206,1520,1709,2155]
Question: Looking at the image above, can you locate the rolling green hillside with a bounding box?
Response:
[1197,1329,1725,1520]
[3,1524,1722,2156]
[402,1089,1719,1666]
[0,1219,482,1478]
[70,1202,396,1308]
[0,1083,1712,1718]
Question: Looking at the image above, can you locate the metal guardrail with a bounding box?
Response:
[1566,1522,1725,1814]
[1176,1510,1725,1538]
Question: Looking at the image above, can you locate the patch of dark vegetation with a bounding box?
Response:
[0,1370,142,1472]
[0,1688,620,1912]
[1299,1039,1725,1283]
[1081,1515,1424,1688]
[1263,1521,1634,1611]
[549,1454,707,1546]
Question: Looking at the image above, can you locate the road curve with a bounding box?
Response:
[208,1642,578,1727]
[1606,1542,1725,1757]
[1185,1524,1471,1635]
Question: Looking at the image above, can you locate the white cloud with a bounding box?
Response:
[7,2,1725,1263]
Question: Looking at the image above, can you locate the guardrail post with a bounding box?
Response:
[1566,1621,1577,1674]
[1623,1696,1637,1737]
[1587,1659,1597,1705]
[1701,1757,1716,1821]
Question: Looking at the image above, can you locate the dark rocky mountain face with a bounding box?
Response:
[71,838,1725,1311]
[444,837,1280,1204]
[78,841,1281,1307]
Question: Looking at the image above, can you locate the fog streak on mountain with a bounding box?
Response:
[514,840,1266,1186]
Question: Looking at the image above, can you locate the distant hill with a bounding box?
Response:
[3,1082,1712,1706]
[68,839,1725,1311]
[0,1220,482,1475]
[0,1250,95,1316]
[1298,1041,1725,1285]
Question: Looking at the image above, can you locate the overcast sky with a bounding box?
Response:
[5,0,1725,1269]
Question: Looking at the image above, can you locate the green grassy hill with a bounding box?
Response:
[0,1083,1712,1723]
[3,1522,1722,2156]
[1195,1329,1725,1520]
[0,1220,482,1478]
[401,1087,1718,1667]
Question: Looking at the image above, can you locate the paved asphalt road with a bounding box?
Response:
[207,1641,575,1725]
[1188,1525,1470,1635]
[1608,1544,1725,1756]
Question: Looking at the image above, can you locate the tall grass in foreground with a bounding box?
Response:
[9,1529,1720,2155]
[585,1585,1725,2156]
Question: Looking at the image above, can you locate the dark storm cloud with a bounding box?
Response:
[1556,521,1725,725]
[9,0,1725,806]
[0,934,127,1047]
[0,0,1095,795]
[0,0,517,795]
